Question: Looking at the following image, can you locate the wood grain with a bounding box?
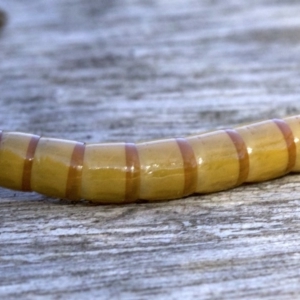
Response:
[1,0,300,298]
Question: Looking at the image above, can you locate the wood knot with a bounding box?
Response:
[0,9,7,28]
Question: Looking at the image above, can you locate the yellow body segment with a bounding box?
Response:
[31,138,76,198]
[81,143,126,203]
[137,139,184,200]
[236,121,289,182]
[0,132,32,190]
[187,131,240,193]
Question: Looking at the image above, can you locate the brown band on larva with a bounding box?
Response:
[225,129,249,186]
[65,142,85,200]
[273,119,296,172]
[22,135,40,191]
[125,143,140,202]
[176,138,198,197]
[0,131,2,168]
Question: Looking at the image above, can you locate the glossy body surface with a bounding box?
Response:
[0,116,299,203]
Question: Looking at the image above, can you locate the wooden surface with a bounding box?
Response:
[1,1,300,299]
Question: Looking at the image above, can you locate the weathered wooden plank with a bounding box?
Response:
[1,0,300,299]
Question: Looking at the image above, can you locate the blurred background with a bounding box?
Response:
[1,0,300,143]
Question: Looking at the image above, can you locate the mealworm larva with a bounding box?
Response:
[0,115,300,204]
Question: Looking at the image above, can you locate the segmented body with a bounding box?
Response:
[0,116,299,203]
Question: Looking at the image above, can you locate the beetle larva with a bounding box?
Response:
[0,115,300,204]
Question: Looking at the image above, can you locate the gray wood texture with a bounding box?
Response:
[1,1,300,299]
